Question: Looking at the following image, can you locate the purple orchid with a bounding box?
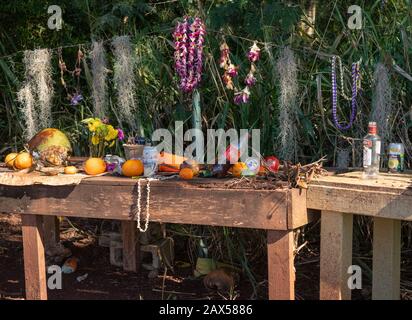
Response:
[227,64,238,77]
[248,42,261,63]
[70,93,83,106]
[245,72,256,86]
[106,163,116,172]
[117,128,125,141]
[234,87,251,105]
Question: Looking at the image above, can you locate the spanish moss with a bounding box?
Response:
[90,41,108,118]
[23,49,54,130]
[276,46,299,161]
[112,36,138,131]
[17,84,37,141]
[371,63,392,142]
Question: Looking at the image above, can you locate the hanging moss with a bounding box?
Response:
[17,49,54,141]
[112,36,138,132]
[371,63,392,143]
[276,46,299,161]
[17,84,37,141]
[90,41,108,118]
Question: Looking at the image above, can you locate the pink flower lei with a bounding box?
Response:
[219,40,261,105]
[173,16,206,93]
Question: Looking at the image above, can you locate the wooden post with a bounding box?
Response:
[121,221,140,272]
[372,217,401,300]
[320,211,353,300]
[267,230,295,300]
[43,216,60,250]
[21,214,47,300]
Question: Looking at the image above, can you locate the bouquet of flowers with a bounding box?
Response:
[82,118,124,157]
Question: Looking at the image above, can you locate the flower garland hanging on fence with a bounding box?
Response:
[173,16,206,93]
[331,56,361,131]
[58,46,84,106]
[219,40,260,105]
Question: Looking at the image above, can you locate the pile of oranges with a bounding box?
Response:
[4,152,33,170]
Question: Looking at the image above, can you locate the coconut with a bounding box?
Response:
[28,128,72,167]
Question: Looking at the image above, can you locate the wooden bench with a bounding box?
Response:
[307,171,412,300]
[0,176,312,300]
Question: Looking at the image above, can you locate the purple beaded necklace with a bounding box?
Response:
[331,56,360,131]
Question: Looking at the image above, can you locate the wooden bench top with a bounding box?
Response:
[307,171,412,221]
[0,174,310,231]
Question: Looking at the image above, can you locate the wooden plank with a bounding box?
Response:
[287,188,315,229]
[320,211,353,300]
[372,217,401,300]
[307,185,412,221]
[121,221,140,272]
[21,214,47,300]
[311,171,412,191]
[267,230,295,300]
[43,216,60,250]
[0,183,289,230]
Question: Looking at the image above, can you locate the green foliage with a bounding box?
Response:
[1,0,412,297]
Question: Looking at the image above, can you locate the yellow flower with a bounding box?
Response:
[91,135,100,145]
[105,125,118,141]
[88,119,102,132]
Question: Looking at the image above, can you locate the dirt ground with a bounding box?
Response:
[1,212,410,300]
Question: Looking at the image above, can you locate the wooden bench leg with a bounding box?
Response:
[267,230,295,300]
[21,214,47,300]
[372,217,401,300]
[121,221,140,272]
[43,216,60,250]
[320,211,353,300]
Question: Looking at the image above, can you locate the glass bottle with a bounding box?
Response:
[362,122,381,179]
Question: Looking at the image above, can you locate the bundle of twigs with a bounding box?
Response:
[274,156,327,189]
[200,157,327,190]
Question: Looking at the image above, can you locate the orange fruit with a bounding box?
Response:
[180,159,200,175]
[84,158,106,175]
[14,152,33,170]
[122,159,144,177]
[64,166,78,174]
[179,167,194,180]
[231,162,247,177]
[4,153,18,169]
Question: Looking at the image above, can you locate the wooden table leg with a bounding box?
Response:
[267,230,295,300]
[372,217,401,300]
[320,210,353,300]
[43,216,60,250]
[122,221,140,272]
[21,214,47,300]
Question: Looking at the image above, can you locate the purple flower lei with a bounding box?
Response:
[331,56,360,131]
[232,42,260,105]
[173,16,205,93]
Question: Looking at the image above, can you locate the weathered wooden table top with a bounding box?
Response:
[307,171,412,221]
[0,171,309,231]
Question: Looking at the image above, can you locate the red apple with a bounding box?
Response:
[264,156,280,173]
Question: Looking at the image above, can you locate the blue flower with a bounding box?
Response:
[70,93,83,106]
